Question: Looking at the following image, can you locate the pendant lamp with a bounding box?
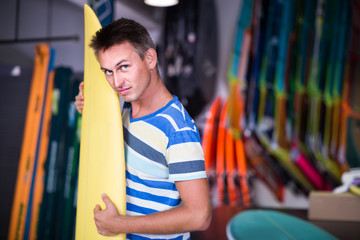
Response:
[144,0,178,7]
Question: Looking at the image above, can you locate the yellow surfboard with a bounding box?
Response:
[75,5,126,240]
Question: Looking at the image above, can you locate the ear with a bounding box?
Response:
[145,48,157,70]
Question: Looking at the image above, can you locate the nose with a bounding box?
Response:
[113,73,124,88]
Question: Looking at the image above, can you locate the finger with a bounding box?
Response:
[94,204,101,213]
[75,94,84,101]
[74,93,84,113]
[74,102,83,114]
[75,96,82,104]
[79,81,84,95]
[75,105,83,114]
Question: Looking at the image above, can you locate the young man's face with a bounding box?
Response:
[98,41,151,103]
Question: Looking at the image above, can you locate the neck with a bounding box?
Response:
[131,72,173,119]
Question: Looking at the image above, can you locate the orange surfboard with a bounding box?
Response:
[28,70,55,239]
[225,128,239,206]
[202,97,222,176]
[216,100,228,206]
[8,44,51,240]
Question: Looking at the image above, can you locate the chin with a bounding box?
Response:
[121,95,135,103]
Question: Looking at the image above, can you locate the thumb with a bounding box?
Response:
[102,193,112,208]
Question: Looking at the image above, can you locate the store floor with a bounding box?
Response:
[191,206,247,240]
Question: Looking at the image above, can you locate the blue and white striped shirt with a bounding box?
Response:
[122,96,206,240]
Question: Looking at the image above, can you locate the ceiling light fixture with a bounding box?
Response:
[144,0,178,7]
[10,65,21,77]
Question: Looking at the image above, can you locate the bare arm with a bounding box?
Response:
[93,178,212,236]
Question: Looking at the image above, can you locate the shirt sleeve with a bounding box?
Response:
[166,129,207,182]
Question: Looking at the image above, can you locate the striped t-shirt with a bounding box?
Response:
[122,96,207,240]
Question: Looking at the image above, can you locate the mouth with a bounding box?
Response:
[117,87,131,95]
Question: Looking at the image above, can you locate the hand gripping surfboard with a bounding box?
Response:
[75,5,126,240]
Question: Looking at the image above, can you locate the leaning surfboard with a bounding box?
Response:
[8,44,51,240]
[75,4,126,240]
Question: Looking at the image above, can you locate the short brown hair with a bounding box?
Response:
[90,18,156,60]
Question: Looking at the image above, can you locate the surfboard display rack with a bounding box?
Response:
[0,36,79,45]
[202,0,360,208]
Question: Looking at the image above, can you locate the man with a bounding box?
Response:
[75,18,211,239]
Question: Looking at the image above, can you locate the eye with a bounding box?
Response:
[120,65,129,71]
[104,69,113,75]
